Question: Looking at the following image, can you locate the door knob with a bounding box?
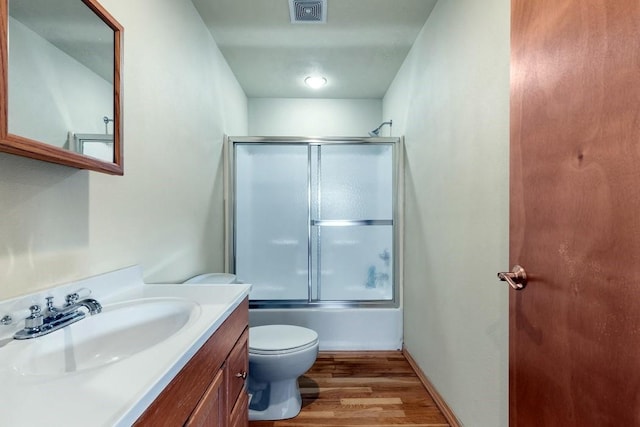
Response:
[497,265,527,290]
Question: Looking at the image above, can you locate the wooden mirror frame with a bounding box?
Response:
[0,0,123,175]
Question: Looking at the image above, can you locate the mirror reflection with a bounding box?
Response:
[8,0,116,162]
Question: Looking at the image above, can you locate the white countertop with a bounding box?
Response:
[0,266,250,427]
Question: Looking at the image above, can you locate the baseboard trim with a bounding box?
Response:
[402,346,462,427]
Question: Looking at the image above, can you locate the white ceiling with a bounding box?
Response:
[192,0,438,99]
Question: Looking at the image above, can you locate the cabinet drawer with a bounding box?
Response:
[227,328,248,406]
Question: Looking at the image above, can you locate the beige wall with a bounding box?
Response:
[383,0,510,425]
[248,98,382,136]
[0,0,247,299]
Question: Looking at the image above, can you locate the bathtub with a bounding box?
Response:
[249,306,403,351]
[184,275,402,350]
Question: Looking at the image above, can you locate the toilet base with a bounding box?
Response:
[248,378,302,421]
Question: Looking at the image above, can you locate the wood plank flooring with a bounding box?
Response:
[249,351,451,427]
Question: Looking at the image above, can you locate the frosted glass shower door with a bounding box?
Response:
[311,144,394,301]
[234,144,309,300]
[232,139,398,305]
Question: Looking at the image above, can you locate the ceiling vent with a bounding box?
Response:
[289,0,327,24]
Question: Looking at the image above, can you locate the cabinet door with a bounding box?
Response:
[227,329,248,408]
[185,368,225,427]
[229,391,248,427]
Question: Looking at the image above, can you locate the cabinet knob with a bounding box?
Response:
[235,371,247,380]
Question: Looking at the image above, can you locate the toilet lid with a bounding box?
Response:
[249,325,318,355]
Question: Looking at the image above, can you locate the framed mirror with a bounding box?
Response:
[0,0,123,175]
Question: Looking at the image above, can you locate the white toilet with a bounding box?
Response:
[183,273,319,421]
[247,324,319,420]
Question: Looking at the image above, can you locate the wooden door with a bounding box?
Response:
[510,0,640,425]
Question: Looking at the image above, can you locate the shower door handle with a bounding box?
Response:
[497,265,527,290]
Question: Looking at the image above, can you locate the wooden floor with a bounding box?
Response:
[249,351,451,427]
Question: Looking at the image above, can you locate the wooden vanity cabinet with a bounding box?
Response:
[135,298,249,427]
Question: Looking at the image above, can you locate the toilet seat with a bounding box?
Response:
[249,325,319,355]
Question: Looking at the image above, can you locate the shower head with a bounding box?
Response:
[368,120,393,137]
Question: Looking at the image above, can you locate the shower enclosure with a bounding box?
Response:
[226,137,402,308]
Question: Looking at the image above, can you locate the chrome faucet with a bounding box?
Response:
[14,291,102,340]
[45,293,102,317]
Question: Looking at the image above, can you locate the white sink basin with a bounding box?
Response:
[10,297,200,376]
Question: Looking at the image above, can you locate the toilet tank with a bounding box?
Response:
[183,273,237,284]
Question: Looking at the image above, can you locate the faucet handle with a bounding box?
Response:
[25,305,44,330]
[65,293,78,305]
[65,288,91,305]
